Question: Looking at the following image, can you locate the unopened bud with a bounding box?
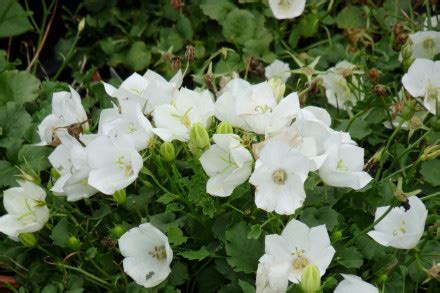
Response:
[111,225,126,239]
[185,42,195,62]
[113,189,127,205]
[189,123,210,149]
[368,68,380,80]
[400,100,416,121]
[19,233,37,247]
[216,121,233,134]
[268,78,286,103]
[373,84,387,96]
[67,236,82,251]
[301,264,321,293]
[376,274,388,284]
[331,230,343,242]
[160,142,176,162]
[421,145,440,161]
[78,18,85,32]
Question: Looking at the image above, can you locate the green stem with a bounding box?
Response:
[421,191,440,201]
[51,30,81,80]
[375,120,404,181]
[339,205,394,251]
[61,264,114,290]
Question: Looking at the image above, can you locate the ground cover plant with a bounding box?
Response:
[0,0,440,292]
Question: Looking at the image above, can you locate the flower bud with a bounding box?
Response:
[160,142,176,162]
[400,100,416,121]
[268,78,286,103]
[421,145,440,161]
[301,264,321,293]
[376,274,388,284]
[401,41,413,61]
[331,230,343,242]
[51,168,60,180]
[189,123,210,149]
[19,233,37,247]
[67,236,82,251]
[111,225,126,239]
[188,142,203,158]
[78,18,85,32]
[216,121,233,134]
[113,189,127,205]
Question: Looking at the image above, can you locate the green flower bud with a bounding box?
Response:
[189,123,210,149]
[111,225,126,239]
[400,100,416,121]
[51,168,60,180]
[188,142,203,158]
[19,233,37,247]
[421,144,440,161]
[301,264,321,293]
[113,189,127,205]
[331,230,343,242]
[160,142,176,162]
[376,274,388,284]
[216,121,233,134]
[268,78,286,103]
[78,18,85,32]
[67,236,82,251]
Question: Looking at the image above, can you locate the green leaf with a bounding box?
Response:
[420,159,440,186]
[298,14,319,38]
[200,0,236,22]
[247,224,262,240]
[0,70,41,106]
[158,193,180,205]
[179,246,210,260]
[0,0,33,37]
[337,247,364,268]
[86,247,97,259]
[176,14,193,40]
[225,221,264,273]
[51,218,78,247]
[336,6,366,29]
[300,206,339,231]
[125,41,151,72]
[0,160,18,187]
[167,226,188,246]
[168,262,189,286]
[158,28,184,52]
[222,9,256,45]
[238,280,256,293]
[18,145,52,172]
[337,119,371,140]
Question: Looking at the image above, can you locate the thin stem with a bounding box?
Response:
[51,30,81,80]
[61,264,114,290]
[376,120,404,181]
[421,191,440,201]
[339,206,394,251]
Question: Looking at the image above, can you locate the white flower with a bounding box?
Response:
[402,59,440,115]
[256,254,290,293]
[118,223,173,288]
[98,100,154,151]
[367,196,427,249]
[334,274,378,293]
[268,0,306,19]
[200,134,253,197]
[322,61,363,109]
[0,181,49,240]
[319,133,372,190]
[424,16,439,30]
[103,70,183,115]
[249,140,310,215]
[263,219,335,283]
[49,133,97,201]
[86,133,143,195]
[265,59,291,83]
[37,86,88,145]
[153,88,215,142]
[407,31,440,60]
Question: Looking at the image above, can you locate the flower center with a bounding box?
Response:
[114,155,134,178]
[427,85,438,100]
[272,169,288,185]
[149,245,167,261]
[255,104,273,114]
[393,219,407,236]
[126,122,137,134]
[278,0,293,7]
[409,116,422,129]
[336,159,349,171]
[291,248,310,271]
[423,38,436,51]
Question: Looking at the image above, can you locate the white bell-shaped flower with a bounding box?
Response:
[37,86,88,145]
[334,274,378,293]
[319,133,372,190]
[402,59,440,115]
[407,31,440,60]
[118,223,173,288]
[249,140,310,215]
[49,133,97,201]
[103,70,182,115]
[98,100,154,151]
[268,0,306,19]
[263,219,335,283]
[200,134,253,197]
[265,59,291,82]
[0,181,49,240]
[153,88,215,142]
[367,196,427,249]
[86,132,143,195]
